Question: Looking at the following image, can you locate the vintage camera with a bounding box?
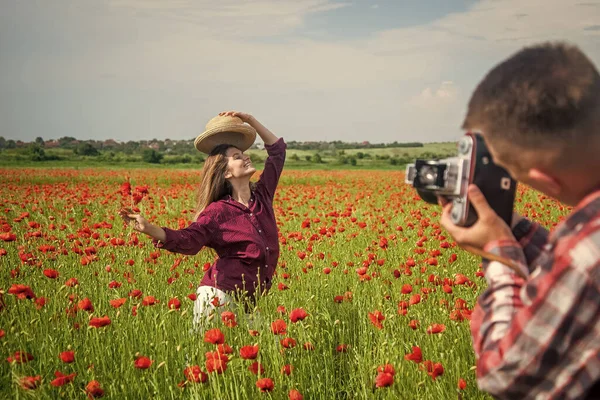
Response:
[405,132,516,227]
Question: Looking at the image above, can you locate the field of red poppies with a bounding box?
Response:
[0,167,569,399]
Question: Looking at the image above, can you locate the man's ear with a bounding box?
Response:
[527,168,562,197]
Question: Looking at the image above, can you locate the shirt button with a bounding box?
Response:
[258,230,262,233]
[266,247,270,251]
[250,213,253,217]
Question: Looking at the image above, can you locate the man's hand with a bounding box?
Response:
[440,184,515,251]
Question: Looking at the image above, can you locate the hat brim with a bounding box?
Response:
[194,124,257,154]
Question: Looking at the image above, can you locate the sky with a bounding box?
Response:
[1,0,599,144]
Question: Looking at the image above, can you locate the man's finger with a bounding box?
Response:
[440,203,456,230]
[467,185,494,217]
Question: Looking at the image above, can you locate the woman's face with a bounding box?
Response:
[224,147,256,180]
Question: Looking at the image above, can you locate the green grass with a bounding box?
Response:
[0,168,567,399]
[0,142,458,170]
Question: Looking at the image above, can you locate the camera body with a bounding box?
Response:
[405,132,516,227]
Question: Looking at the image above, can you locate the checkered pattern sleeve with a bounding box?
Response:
[512,218,550,270]
[470,222,600,399]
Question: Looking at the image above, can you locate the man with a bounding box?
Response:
[440,42,600,399]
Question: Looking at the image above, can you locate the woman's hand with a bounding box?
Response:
[219,111,255,125]
[119,208,149,233]
[219,110,279,145]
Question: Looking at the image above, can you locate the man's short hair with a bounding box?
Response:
[463,42,600,154]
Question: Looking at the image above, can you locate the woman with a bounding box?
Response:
[119,111,286,326]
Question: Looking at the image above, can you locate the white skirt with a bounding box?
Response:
[192,285,235,328]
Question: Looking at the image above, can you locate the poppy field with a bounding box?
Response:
[0,167,569,399]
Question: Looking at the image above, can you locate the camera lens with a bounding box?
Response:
[418,166,438,186]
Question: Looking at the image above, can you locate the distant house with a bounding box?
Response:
[102,139,119,148]
[45,140,60,148]
[148,142,160,150]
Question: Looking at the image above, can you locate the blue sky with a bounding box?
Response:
[1,0,599,144]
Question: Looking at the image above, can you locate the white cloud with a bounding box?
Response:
[1,0,599,143]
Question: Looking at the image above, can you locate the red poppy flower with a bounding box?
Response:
[240,345,259,360]
[50,371,77,387]
[141,296,158,306]
[458,378,467,390]
[401,284,413,294]
[221,311,237,328]
[270,319,287,335]
[217,344,233,354]
[108,280,122,289]
[129,289,143,298]
[297,342,311,352]
[334,295,344,303]
[134,356,153,369]
[184,365,208,383]
[289,308,308,323]
[205,351,228,374]
[368,310,385,330]
[19,375,41,390]
[426,324,446,334]
[336,344,349,353]
[89,316,111,328]
[78,298,94,312]
[281,364,293,375]
[397,301,408,316]
[0,232,16,242]
[377,364,395,376]
[408,319,420,330]
[167,298,181,310]
[256,377,274,392]
[109,298,126,308]
[204,328,225,344]
[248,361,264,375]
[43,269,59,279]
[86,380,105,398]
[375,372,394,388]
[188,293,197,301]
[8,284,36,300]
[289,389,304,400]
[404,346,423,363]
[277,305,287,314]
[59,351,75,363]
[7,351,34,364]
[421,360,444,380]
[34,297,47,309]
[65,278,79,287]
[280,337,297,349]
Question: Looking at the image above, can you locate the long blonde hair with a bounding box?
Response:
[194,144,235,220]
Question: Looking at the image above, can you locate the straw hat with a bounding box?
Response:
[194,115,257,154]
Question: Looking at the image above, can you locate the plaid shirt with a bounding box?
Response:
[471,190,600,399]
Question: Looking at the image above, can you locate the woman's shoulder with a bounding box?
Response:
[196,200,228,221]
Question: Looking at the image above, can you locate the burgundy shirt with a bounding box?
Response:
[155,138,286,297]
